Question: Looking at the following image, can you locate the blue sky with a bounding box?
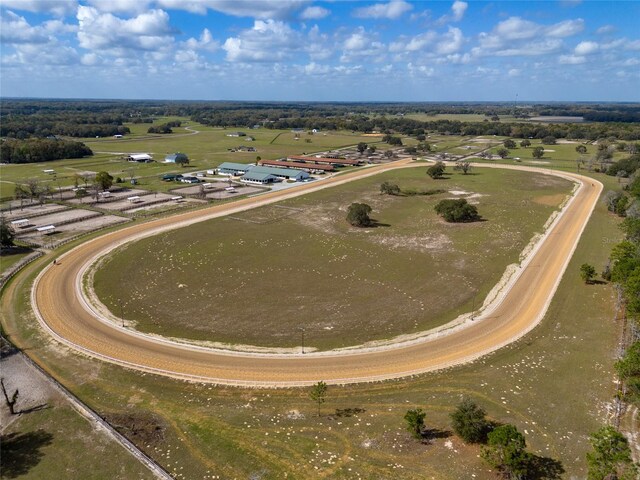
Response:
[1,0,638,101]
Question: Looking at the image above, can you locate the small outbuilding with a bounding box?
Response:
[126,153,153,163]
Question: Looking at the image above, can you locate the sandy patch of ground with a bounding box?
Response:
[0,342,58,430]
[543,149,556,152]
[533,194,567,206]
[528,160,550,165]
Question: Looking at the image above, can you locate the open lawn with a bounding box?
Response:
[92,167,574,351]
[0,169,622,479]
[0,247,34,275]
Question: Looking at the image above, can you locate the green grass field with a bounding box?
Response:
[0,118,387,201]
[92,167,573,350]
[0,248,34,274]
[0,169,621,479]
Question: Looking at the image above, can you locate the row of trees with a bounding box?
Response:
[0,138,93,164]
[147,120,182,134]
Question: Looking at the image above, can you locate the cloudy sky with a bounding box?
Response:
[1,0,638,101]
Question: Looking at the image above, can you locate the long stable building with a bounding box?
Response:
[287,155,362,167]
[258,159,334,173]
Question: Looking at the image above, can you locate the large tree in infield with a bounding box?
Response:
[450,397,490,443]
[482,424,532,479]
[346,203,372,227]
[427,161,446,179]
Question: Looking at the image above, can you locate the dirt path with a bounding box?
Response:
[18,161,602,387]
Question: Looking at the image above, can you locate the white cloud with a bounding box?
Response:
[435,27,464,55]
[574,41,598,56]
[353,0,412,20]
[494,17,540,41]
[596,25,616,35]
[223,20,301,62]
[86,0,152,14]
[546,19,584,38]
[183,28,219,52]
[303,62,330,75]
[300,6,330,20]
[0,11,50,44]
[77,6,176,53]
[508,68,521,77]
[156,0,308,19]
[340,27,385,62]
[451,1,468,21]
[559,54,586,65]
[436,1,468,25]
[0,0,77,16]
[407,62,434,77]
[495,39,563,57]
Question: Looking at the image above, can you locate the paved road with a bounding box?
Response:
[29,161,602,386]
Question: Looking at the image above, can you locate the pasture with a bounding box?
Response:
[92,167,573,350]
[0,118,386,201]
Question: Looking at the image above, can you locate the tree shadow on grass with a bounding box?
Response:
[334,407,366,418]
[527,454,565,480]
[421,428,452,444]
[367,219,391,228]
[0,430,54,478]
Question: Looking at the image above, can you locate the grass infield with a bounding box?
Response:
[92,167,574,350]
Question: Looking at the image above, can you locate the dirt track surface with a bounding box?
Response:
[30,161,602,386]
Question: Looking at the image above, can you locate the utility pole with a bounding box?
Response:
[119,299,125,327]
[299,327,305,354]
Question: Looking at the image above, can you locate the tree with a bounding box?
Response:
[175,155,190,167]
[435,199,480,223]
[482,424,531,479]
[450,398,490,443]
[0,378,19,415]
[497,147,509,159]
[520,139,531,148]
[503,139,516,149]
[309,381,328,417]
[357,142,368,155]
[576,145,588,155]
[95,171,113,191]
[453,161,471,175]
[542,136,557,145]
[383,150,394,159]
[532,146,545,159]
[427,162,446,179]
[0,217,15,247]
[346,203,372,227]
[367,145,377,155]
[380,181,400,196]
[586,426,638,480]
[580,263,597,284]
[404,408,426,439]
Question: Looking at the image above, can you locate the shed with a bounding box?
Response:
[127,153,153,163]
[36,225,55,233]
[11,219,30,228]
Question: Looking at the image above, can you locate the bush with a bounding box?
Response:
[450,398,490,443]
[435,199,480,223]
[427,162,446,179]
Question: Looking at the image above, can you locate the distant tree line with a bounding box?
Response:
[147,120,181,134]
[2,99,639,142]
[0,138,93,163]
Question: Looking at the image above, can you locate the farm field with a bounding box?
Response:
[92,167,574,350]
[0,169,621,479]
